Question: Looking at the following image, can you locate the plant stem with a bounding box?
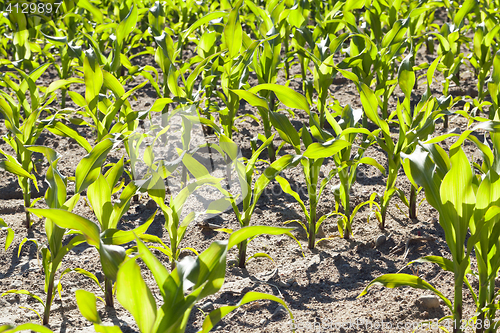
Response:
[380,204,387,230]
[105,277,113,308]
[343,203,351,239]
[225,157,232,190]
[61,89,66,109]
[238,240,247,268]
[43,278,54,325]
[267,94,277,163]
[308,201,317,249]
[181,165,188,188]
[476,311,485,333]
[23,180,31,229]
[409,184,417,219]
[284,26,290,80]
[453,272,464,333]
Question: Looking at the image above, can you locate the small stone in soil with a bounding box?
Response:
[254,208,262,214]
[199,301,214,312]
[418,295,440,309]
[146,199,157,209]
[272,305,287,318]
[375,234,386,247]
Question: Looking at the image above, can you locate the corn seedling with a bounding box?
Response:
[146,170,223,270]
[0,63,80,228]
[28,139,155,308]
[360,127,500,333]
[325,105,385,239]
[270,108,351,248]
[24,146,81,325]
[214,134,301,267]
[72,48,147,142]
[76,227,295,333]
[41,30,83,108]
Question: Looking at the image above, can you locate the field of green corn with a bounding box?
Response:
[1,0,500,332]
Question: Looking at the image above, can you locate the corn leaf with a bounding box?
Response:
[116,257,157,333]
[27,209,100,247]
[75,138,115,193]
[358,273,452,309]
[75,290,101,324]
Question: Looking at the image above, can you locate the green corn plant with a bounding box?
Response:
[354,54,444,228]
[126,104,231,269]
[269,110,351,248]
[278,2,309,80]
[293,38,342,129]
[144,163,225,270]
[244,0,287,129]
[211,134,301,268]
[393,54,448,219]
[276,142,348,249]
[210,4,284,149]
[232,83,309,164]
[0,63,80,228]
[360,135,500,333]
[192,27,223,130]
[372,18,409,120]
[467,22,500,104]
[416,120,500,332]
[1,146,82,326]
[75,227,295,333]
[235,83,351,247]
[2,9,35,70]
[217,0,251,141]
[140,9,224,99]
[70,49,147,142]
[70,3,142,79]
[81,159,145,307]
[335,5,411,121]
[324,105,385,239]
[435,0,476,127]
[108,4,139,77]
[25,146,82,325]
[137,11,228,142]
[41,30,83,108]
[28,139,155,308]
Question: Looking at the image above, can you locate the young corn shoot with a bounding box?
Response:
[76,228,295,333]
[270,108,351,248]
[0,63,80,228]
[29,140,155,308]
[214,134,301,267]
